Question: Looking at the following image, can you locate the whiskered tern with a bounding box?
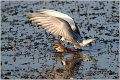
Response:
[28,9,96,48]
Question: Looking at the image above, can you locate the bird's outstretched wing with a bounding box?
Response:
[38,9,80,35]
[27,12,77,42]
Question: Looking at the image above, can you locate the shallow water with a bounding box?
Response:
[1,1,119,79]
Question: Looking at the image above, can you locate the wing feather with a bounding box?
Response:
[38,9,79,32]
[27,10,82,42]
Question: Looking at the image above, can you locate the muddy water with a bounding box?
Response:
[1,1,119,79]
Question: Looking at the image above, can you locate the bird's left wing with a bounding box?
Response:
[27,12,76,42]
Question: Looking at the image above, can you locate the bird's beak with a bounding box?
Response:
[79,38,97,46]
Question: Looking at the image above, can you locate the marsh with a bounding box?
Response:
[1,1,119,79]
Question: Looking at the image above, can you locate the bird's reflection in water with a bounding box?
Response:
[50,51,96,79]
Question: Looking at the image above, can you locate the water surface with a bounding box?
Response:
[1,1,119,79]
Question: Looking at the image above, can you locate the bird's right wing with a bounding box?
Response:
[27,12,76,42]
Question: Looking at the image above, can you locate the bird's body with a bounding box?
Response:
[28,9,96,49]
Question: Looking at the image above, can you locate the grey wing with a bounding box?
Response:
[73,23,83,42]
[27,13,79,42]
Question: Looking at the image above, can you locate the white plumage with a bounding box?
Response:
[28,9,96,47]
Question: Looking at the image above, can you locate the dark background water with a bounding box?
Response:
[1,1,119,79]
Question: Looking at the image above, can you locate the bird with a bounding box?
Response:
[27,9,96,49]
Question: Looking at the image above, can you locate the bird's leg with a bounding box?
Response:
[58,35,62,43]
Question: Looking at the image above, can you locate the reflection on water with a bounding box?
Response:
[51,51,96,79]
[51,40,96,79]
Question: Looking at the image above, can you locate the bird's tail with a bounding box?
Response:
[79,38,97,46]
